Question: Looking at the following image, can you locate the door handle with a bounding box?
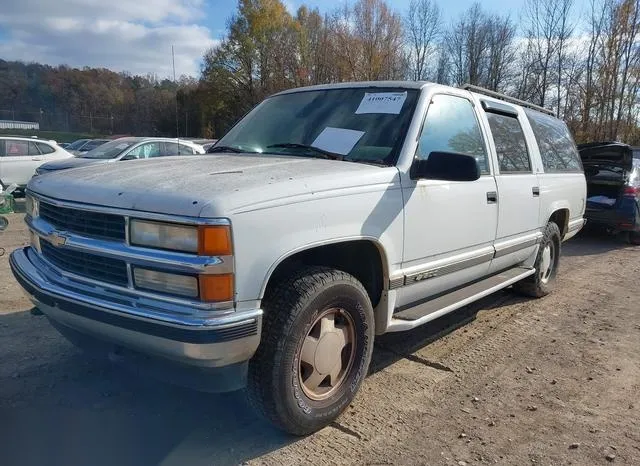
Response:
[486,191,498,204]
[532,186,540,197]
[31,157,42,161]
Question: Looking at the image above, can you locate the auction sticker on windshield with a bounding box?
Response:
[312,127,365,155]
[355,92,407,115]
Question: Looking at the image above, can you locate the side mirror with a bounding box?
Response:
[410,151,481,182]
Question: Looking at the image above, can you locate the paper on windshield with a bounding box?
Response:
[355,92,407,115]
[312,127,365,156]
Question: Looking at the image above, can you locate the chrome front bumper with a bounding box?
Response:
[10,247,263,369]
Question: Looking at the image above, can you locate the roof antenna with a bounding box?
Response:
[172,45,179,145]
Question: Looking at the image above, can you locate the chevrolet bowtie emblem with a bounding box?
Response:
[47,231,68,247]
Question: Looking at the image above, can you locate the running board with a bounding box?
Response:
[386,266,535,332]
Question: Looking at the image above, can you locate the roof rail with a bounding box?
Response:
[459,83,555,116]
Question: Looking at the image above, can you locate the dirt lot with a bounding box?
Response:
[1,208,639,466]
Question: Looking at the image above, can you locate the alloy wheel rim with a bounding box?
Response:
[298,307,356,401]
[539,241,555,284]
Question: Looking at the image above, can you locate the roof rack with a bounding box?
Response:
[459,84,555,116]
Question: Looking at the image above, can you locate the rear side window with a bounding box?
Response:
[28,142,41,155]
[486,113,531,173]
[178,144,195,155]
[36,142,55,154]
[525,109,582,172]
[5,140,29,156]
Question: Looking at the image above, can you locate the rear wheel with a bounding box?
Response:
[629,232,640,245]
[515,221,561,298]
[247,266,374,435]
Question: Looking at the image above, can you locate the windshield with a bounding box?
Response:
[215,87,419,165]
[80,139,137,159]
[66,139,89,150]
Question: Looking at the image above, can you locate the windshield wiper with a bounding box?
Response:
[266,143,343,161]
[207,145,245,154]
[345,158,388,166]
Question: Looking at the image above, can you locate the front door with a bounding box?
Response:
[397,91,499,309]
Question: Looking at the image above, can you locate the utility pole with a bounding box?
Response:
[172,45,179,141]
[110,114,114,134]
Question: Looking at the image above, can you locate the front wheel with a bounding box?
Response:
[514,221,561,298]
[628,231,640,245]
[247,266,374,435]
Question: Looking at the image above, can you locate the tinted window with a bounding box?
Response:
[36,142,55,154]
[417,94,488,173]
[486,113,531,173]
[525,109,582,172]
[5,140,29,156]
[28,142,41,156]
[67,139,90,150]
[178,144,195,155]
[83,140,107,151]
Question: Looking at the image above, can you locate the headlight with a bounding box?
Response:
[25,194,39,218]
[129,219,232,255]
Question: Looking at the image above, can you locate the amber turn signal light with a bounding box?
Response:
[198,225,232,256]
[199,274,234,302]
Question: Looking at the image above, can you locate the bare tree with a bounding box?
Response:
[405,0,440,81]
[522,0,575,109]
[446,3,490,85]
[485,15,517,91]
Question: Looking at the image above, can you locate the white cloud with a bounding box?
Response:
[0,0,216,77]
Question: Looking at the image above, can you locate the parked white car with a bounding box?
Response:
[0,137,72,189]
[34,137,205,175]
[12,81,586,435]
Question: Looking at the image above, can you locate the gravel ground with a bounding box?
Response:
[0,208,638,466]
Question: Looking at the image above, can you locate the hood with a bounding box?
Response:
[578,142,633,168]
[28,154,398,218]
[39,157,108,171]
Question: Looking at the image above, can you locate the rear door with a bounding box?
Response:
[478,101,541,272]
[0,139,43,186]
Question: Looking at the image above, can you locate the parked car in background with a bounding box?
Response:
[0,136,72,189]
[66,138,110,155]
[58,142,71,149]
[202,140,219,152]
[35,137,205,175]
[579,141,640,244]
[12,81,585,435]
[64,139,91,152]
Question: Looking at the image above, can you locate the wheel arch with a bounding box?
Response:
[548,207,570,238]
[260,237,390,310]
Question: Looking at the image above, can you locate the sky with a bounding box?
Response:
[0,0,587,79]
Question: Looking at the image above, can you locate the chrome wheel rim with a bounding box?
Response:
[298,307,356,401]
[539,241,555,284]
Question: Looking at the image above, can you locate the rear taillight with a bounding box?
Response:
[623,186,639,197]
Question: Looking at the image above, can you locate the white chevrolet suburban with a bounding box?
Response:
[10,82,586,435]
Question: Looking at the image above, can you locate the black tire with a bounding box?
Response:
[247,266,375,435]
[629,232,640,245]
[514,221,561,298]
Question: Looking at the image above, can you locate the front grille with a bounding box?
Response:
[41,241,128,286]
[39,201,126,241]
